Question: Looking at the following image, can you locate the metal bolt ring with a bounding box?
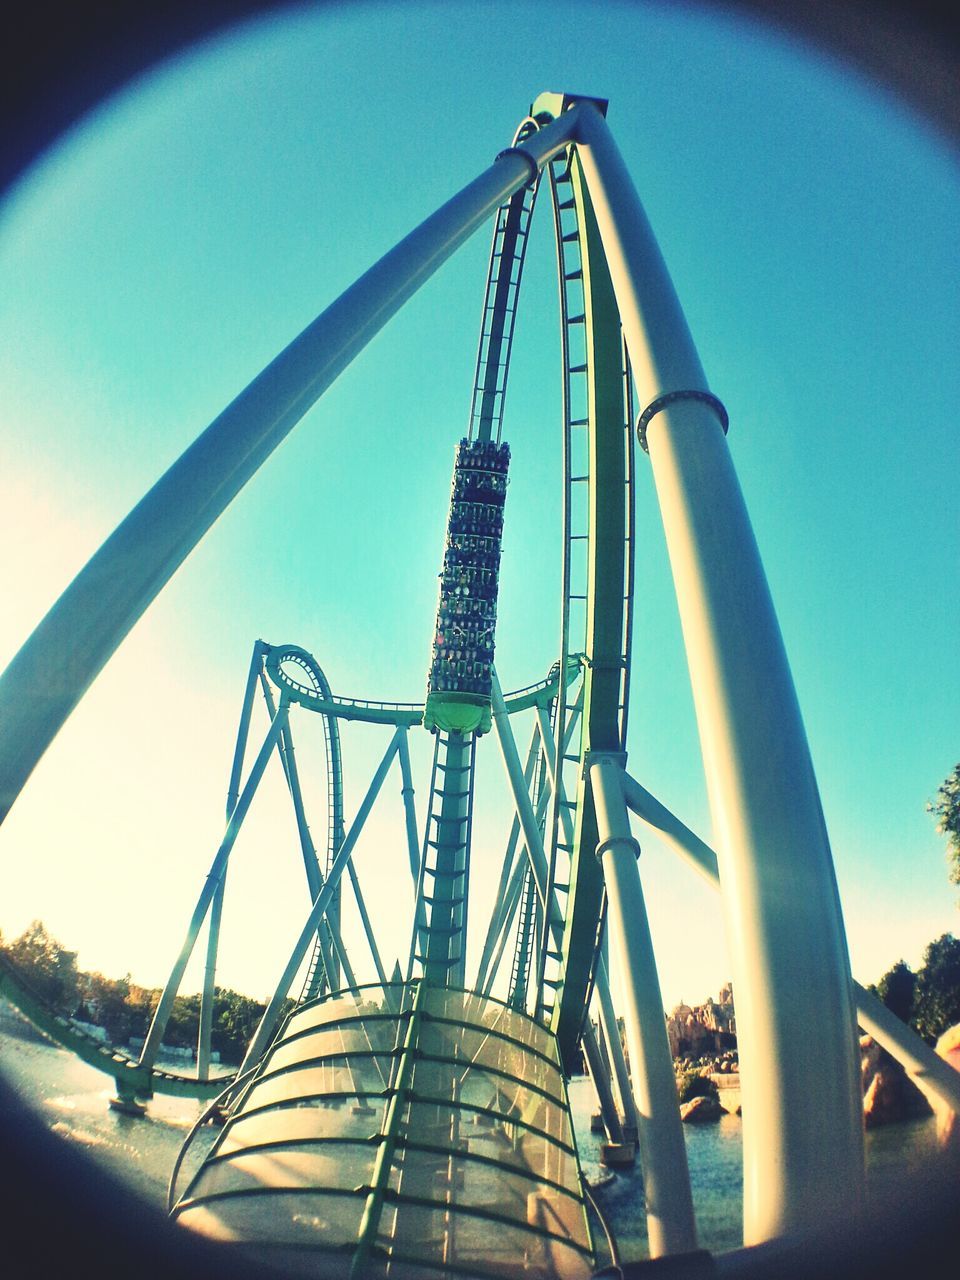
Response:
[595,835,641,863]
[636,389,729,452]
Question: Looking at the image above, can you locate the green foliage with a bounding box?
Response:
[929,764,960,891]
[0,920,264,1064]
[676,1070,719,1104]
[3,920,79,1012]
[872,959,916,1024]
[912,933,960,1045]
[211,988,268,1064]
[78,970,135,1042]
[867,936,960,1045]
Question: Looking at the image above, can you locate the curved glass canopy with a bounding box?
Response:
[171,982,595,1279]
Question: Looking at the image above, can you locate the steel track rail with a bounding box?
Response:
[260,645,345,1002]
[538,123,632,1068]
[266,643,581,723]
[445,101,632,1068]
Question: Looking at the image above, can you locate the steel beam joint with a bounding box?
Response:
[595,834,640,862]
[495,146,539,188]
[636,389,729,452]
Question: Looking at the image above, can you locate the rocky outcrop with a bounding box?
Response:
[680,1094,724,1123]
[860,1034,931,1128]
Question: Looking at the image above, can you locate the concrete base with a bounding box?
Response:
[108,1095,148,1117]
[600,1140,637,1168]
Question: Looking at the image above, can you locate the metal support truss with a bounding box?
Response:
[140,700,289,1073]
[197,641,266,1079]
[237,728,403,1078]
[257,658,347,995]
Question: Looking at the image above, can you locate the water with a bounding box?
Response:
[0,1000,219,1207]
[568,1075,745,1258]
[0,999,942,1267]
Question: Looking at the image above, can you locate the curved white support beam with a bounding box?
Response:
[574,101,865,1243]
[0,109,582,828]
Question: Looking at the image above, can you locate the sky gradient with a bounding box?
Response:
[1,1,958,1013]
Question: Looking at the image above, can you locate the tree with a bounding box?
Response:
[929,764,960,893]
[2,920,79,1012]
[78,970,134,1042]
[676,1069,719,1104]
[871,959,916,1024]
[212,987,267,1064]
[912,933,960,1044]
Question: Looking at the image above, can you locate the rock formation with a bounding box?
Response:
[860,1034,931,1127]
[680,1094,725,1123]
[931,1022,960,1156]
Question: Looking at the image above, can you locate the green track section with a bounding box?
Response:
[0,953,229,1101]
[269,645,581,724]
[546,148,630,1069]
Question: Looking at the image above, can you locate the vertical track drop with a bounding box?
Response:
[409,730,476,988]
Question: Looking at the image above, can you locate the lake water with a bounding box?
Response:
[0,998,942,1267]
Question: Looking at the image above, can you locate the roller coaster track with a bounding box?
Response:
[541,139,636,1063]
[258,645,346,1001]
[467,116,542,444]
[446,99,635,1067]
[408,730,477,987]
[0,952,230,1101]
[267,643,582,723]
[6,86,956,1266]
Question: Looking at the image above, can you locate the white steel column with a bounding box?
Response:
[475,718,542,992]
[574,101,864,1242]
[621,773,722,886]
[589,754,697,1257]
[490,672,552,909]
[582,1019,626,1146]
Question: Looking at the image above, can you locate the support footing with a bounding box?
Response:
[600,1141,637,1168]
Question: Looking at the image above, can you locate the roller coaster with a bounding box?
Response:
[1,91,959,1278]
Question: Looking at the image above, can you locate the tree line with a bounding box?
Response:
[0,919,266,1065]
[867,932,960,1045]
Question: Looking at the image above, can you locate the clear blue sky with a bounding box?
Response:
[1,0,957,1013]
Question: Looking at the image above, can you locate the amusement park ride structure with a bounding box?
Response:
[1,91,958,1277]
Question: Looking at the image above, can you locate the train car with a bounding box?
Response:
[423,437,509,735]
